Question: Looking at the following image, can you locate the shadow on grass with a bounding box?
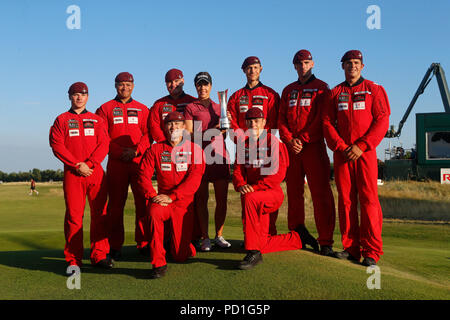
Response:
[0,240,248,278]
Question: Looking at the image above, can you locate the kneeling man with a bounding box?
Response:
[138,111,205,278]
[232,107,312,270]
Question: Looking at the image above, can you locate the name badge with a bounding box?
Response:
[84,128,95,136]
[353,101,366,110]
[300,99,311,107]
[253,105,263,111]
[176,163,188,172]
[114,117,124,124]
[69,129,79,137]
[338,103,348,111]
[128,117,138,124]
[289,99,297,107]
[239,105,248,113]
[161,163,172,171]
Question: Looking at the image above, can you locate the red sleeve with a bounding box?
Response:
[227,92,240,131]
[149,103,167,143]
[322,90,348,152]
[168,144,205,201]
[355,85,391,151]
[183,104,194,121]
[298,85,329,144]
[267,90,280,129]
[86,118,109,166]
[95,105,123,159]
[232,161,247,192]
[251,139,288,191]
[137,146,158,199]
[49,116,79,168]
[278,86,293,144]
[137,106,151,156]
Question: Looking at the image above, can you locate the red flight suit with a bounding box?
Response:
[96,97,151,251]
[232,132,302,253]
[228,82,281,234]
[323,77,390,262]
[148,93,197,143]
[137,139,205,268]
[49,109,110,266]
[278,75,336,246]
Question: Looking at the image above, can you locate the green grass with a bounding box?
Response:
[0,182,449,300]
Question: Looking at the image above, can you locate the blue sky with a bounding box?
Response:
[0,0,449,172]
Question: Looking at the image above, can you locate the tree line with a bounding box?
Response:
[0,168,64,182]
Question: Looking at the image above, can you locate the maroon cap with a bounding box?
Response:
[164,111,185,123]
[245,107,265,120]
[115,72,134,83]
[293,49,313,64]
[241,56,261,70]
[68,82,88,95]
[165,69,184,82]
[341,50,363,63]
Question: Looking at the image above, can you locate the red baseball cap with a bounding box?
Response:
[115,72,134,83]
[164,111,185,123]
[165,69,184,82]
[245,107,265,120]
[241,56,261,70]
[293,49,313,64]
[68,82,88,95]
[341,50,363,63]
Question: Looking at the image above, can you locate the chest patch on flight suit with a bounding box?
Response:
[68,119,79,129]
[127,109,139,124]
[300,91,312,107]
[113,107,123,124]
[239,96,249,113]
[353,94,366,110]
[338,103,349,111]
[289,90,298,107]
[69,129,79,137]
[252,97,264,108]
[338,93,350,102]
[83,119,96,136]
[161,151,172,171]
[163,105,173,113]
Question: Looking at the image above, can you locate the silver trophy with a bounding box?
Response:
[218,90,230,130]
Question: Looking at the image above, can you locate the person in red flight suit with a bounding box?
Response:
[232,107,313,270]
[49,82,113,272]
[227,56,281,236]
[96,72,151,260]
[137,111,205,279]
[322,50,390,266]
[184,72,231,251]
[278,49,336,256]
[148,68,197,143]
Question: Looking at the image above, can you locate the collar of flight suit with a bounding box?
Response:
[297,74,316,86]
[68,108,88,114]
[244,81,264,91]
[344,77,365,87]
[114,96,134,104]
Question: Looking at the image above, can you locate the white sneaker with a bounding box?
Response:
[215,236,231,248]
[201,238,211,252]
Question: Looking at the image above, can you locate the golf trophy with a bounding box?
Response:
[218,90,230,130]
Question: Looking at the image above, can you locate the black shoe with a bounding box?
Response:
[109,249,122,262]
[295,225,319,252]
[320,245,335,257]
[150,265,168,279]
[238,250,263,270]
[94,258,114,269]
[138,245,151,257]
[362,257,377,267]
[334,250,359,262]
